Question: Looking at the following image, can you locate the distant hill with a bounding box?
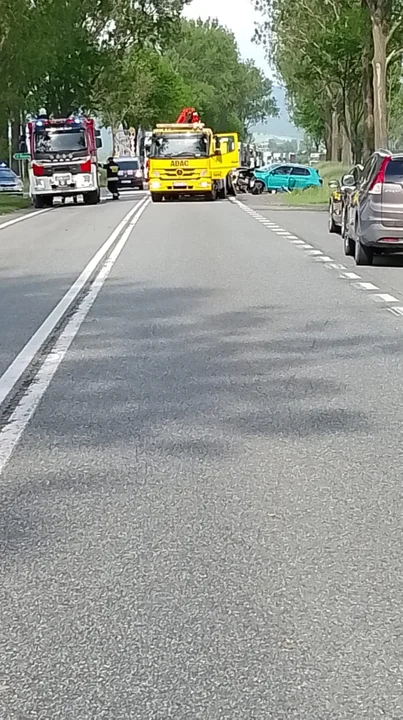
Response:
[250,86,303,140]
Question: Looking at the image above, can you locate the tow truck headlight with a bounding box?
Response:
[200,181,209,188]
[150,180,161,189]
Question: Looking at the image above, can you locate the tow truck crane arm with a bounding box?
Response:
[176,107,200,124]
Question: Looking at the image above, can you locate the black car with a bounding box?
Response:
[115,157,144,190]
[0,164,23,194]
[328,164,363,234]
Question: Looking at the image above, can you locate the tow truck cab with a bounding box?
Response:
[148,122,239,202]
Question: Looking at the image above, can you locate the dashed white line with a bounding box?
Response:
[373,293,399,302]
[356,282,379,290]
[342,272,361,279]
[307,250,323,255]
[315,256,334,262]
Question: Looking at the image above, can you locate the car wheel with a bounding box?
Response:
[252,180,265,195]
[355,239,374,265]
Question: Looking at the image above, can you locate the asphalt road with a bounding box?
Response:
[1,193,403,718]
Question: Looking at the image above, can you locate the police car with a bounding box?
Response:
[0,163,23,194]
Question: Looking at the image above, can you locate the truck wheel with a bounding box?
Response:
[205,185,218,201]
[218,184,226,200]
[84,190,98,205]
[151,193,162,202]
[33,195,45,209]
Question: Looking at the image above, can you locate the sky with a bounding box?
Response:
[183,0,272,78]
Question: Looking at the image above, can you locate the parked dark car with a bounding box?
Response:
[115,157,144,190]
[343,151,403,265]
[328,164,363,234]
[0,163,23,194]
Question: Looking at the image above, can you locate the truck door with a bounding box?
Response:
[210,133,239,181]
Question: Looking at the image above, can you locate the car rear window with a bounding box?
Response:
[117,160,139,170]
[385,160,403,182]
[0,169,15,179]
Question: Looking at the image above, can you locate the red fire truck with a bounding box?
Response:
[26,112,102,208]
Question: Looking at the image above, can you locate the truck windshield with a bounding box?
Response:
[34,128,87,155]
[151,133,209,158]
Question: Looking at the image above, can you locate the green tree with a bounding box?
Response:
[167,19,277,137]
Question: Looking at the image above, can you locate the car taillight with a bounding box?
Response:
[369,157,390,195]
[381,237,399,243]
[32,163,44,177]
[80,159,91,173]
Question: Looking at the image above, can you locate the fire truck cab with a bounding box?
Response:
[26,112,102,208]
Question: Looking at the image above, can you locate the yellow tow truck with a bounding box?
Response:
[147,108,239,202]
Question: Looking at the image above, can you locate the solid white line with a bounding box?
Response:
[373,293,399,302]
[0,199,149,475]
[356,281,379,290]
[0,196,149,409]
[0,207,51,232]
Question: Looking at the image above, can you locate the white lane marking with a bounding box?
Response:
[356,281,379,290]
[328,263,346,270]
[342,272,361,279]
[388,307,403,316]
[315,256,334,262]
[291,239,305,244]
[297,243,313,249]
[287,235,299,240]
[307,250,323,255]
[373,293,399,302]
[0,207,51,231]
[0,196,149,409]
[0,199,149,475]
[275,230,292,235]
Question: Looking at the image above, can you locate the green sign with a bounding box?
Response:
[13,153,31,160]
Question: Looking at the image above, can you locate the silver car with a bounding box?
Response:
[343,151,403,265]
[0,164,23,194]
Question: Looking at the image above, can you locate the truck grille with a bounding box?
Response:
[161,168,199,180]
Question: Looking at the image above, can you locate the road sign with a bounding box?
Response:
[13,153,30,160]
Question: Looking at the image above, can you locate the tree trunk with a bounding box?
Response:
[341,124,352,165]
[331,111,339,162]
[363,50,375,160]
[371,14,388,148]
[324,111,332,161]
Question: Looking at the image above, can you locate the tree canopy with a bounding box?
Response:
[253,0,403,161]
[0,2,277,166]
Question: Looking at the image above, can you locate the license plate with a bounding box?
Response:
[54,174,71,186]
[333,192,341,200]
[122,180,132,184]
[174,182,187,188]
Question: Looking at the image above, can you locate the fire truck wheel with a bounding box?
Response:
[84,190,99,205]
[33,195,45,209]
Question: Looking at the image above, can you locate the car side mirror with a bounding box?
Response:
[341,173,355,188]
[328,179,340,190]
[96,137,103,149]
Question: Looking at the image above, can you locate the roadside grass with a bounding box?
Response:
[0,194,32,216]
[280,161,350,207]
